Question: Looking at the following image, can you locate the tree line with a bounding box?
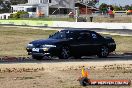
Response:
[99,3,132,12]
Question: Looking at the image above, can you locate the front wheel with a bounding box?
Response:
[58,46,71,59]
[97,46,109,58]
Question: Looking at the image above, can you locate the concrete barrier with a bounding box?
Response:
[0,20,132,30]
[53,21,132,30]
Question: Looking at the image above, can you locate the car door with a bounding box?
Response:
[77,32,94,55]
[90,32,103,54]
[66,31,82,55]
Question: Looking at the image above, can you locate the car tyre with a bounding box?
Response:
[97,46,109,58]
[32,55,43,60]
[59,46,71,59]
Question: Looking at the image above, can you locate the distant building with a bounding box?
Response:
[75,3,98,14]
[0,13,10,19]
[11,0,75,18]
[11,4,47,18]
[0,0,99,19]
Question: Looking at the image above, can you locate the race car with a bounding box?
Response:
[26,29,116,60]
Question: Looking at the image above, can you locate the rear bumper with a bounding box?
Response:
[108,44,116,52]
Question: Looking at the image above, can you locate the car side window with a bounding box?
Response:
[78,32,91,40]
[66,32,76,39]
[91,32,104,42]
[50,31,66,39]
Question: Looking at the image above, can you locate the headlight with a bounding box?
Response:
[27,44,33,47]
[42,44,56,48]
[42,48,49,51]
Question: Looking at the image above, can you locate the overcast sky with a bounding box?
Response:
[99,0,132,6]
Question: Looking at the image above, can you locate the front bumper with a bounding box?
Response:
[26,47,59,56]
[28,52,50,56]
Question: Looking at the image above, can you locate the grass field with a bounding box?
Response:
[0,26,132,57]
[0,26,57,57]
[93,16,132,23]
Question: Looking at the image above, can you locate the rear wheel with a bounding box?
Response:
[97,46,109,58]
[59,46,71,59]
[32,55,43,60]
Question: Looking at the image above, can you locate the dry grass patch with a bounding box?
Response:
[0,26,57,57]
[94,16,132,23]
[112,36,132,53]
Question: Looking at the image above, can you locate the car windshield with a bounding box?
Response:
[49,31,75,39]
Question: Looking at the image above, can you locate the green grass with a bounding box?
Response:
[0,26,131,57]
[9,17,75,22]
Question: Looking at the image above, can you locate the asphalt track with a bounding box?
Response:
[0,55,132,64]
[1,24,132,35]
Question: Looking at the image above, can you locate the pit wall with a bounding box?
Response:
[0,20,132,30]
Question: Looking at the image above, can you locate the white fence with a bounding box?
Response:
[53,21,132,30]
[0,20,132,30]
